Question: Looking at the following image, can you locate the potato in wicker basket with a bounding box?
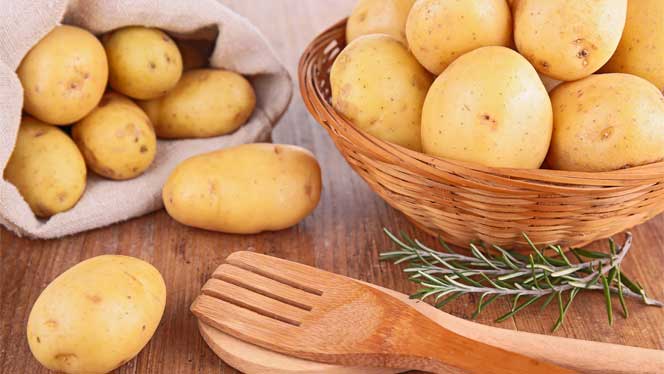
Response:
[298,18,664,250]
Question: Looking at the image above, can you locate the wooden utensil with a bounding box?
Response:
[191,251,576,373]
[197,278,664,374]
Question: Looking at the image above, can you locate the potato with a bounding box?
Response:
[176,39,214,71]
[421,46,552,169]
[547,74,664,172]
[406,0,512,75]
[17,25,108,125]
[330,34,432,151]
[514,0,627,81]
[346,0,416,45]
[72,92,157,180]
[602,1,664,91]
[27,255,166,374]
[103,26,183,100]
[4,117,86,218]
[137,69,255,139]
[163,144,321,234]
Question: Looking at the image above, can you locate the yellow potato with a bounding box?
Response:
[346,0,416,45]
[103,26,183,100]
[4,117,86,218]
[602,0,664,91]
[330,34,432,151]
[514,0,627,81]
[17,25,108,125]
[27,255,166,374]
[421,46,552,169]
[137,69,255,139]
[547,73,664,172]
[176,39,214,71]
[406,0,512,75]
[72,92,157,180]
[163,144,322,234]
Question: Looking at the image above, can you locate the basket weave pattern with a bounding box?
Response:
[299,20,664,249]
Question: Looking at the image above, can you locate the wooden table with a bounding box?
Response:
[1,1,663,373]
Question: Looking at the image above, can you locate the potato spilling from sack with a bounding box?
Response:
[163,144,322,234]
[4,117,87,218]
[547,74,664,172]
[27,255,166,374]
[17,25,108,125]
[9,20,258,218]
[421,47,552,169]
[103,26,183,100]
[72,92,157,180]
[514,0,627,81]
[138,69,256,139]
[330,34,432,151]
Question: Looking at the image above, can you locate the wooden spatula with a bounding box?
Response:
[191,251,576,374]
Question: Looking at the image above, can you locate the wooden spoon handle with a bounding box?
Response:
[392,287,664,374]
[472,326,664,374]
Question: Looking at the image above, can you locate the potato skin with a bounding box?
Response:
[330,34,432,151]
[406,0,512,75]
[17,25,108,125]
[27,255,166,374]
[163,144,322,234]
[346,0,416,45]
[602,0,664,90]
[103,26,183,100]
[138,69,255,139]
[547,74,664,172]
[514,0,627,81]
[421,46,553,169]
[4,117,86,217]
[72,92,157,180]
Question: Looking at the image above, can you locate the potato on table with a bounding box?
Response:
[17,25,108,125]
[72,92,157,180]
[547,74,664,172]
[330,34,432,151]
[346,0,415,45]
[138,69,256,139]
[103,26,183,100]
[421,46,553,169]
[514,0,627,81]
[406,0,512,75]
[4,117,87,218]
[163,143,322,234]
[27,255,166,374]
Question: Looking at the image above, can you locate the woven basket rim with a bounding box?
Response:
[298,18,664,188]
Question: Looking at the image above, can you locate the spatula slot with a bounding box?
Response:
[212,264,315,311]
[202,278,308,327]
[226,252,324,296]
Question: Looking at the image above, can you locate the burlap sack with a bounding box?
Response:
[0,0,292,239]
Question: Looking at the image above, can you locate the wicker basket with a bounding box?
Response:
[299,19,664,249]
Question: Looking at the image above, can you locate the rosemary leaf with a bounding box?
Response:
[380,229,662,331]
[601,274,614,326]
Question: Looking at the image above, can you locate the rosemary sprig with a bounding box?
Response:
[380,229,663,331]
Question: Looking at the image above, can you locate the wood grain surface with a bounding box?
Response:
[1,1,663,373]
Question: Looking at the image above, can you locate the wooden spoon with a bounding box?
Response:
[191,251,578,373]
[198,278,664,374]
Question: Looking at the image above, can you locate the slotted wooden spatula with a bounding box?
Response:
[191,251,576,374]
